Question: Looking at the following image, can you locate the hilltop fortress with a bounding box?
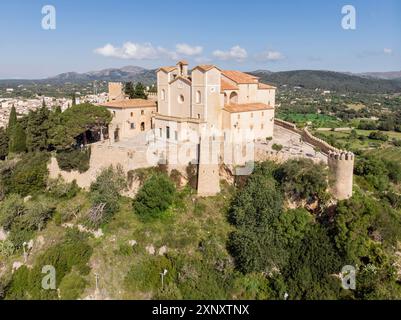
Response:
[49,61,354,200]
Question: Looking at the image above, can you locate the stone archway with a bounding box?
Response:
[229,91,238,104]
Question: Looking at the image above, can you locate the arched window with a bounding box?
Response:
[229,92,238,104]
[196,90,202,104]
[161,89,166,101]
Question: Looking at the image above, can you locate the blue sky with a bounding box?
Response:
[0,0,400,78]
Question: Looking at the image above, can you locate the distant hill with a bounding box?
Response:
[356,71,401,80]
[2,66,401,94]
[48,66,157,84]
[250,70,401,93]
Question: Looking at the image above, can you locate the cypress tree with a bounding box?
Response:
[7,105,17,133]
[0,127,9,160]
[9,122,26,153]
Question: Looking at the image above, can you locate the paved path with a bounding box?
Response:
[255,125,328,164]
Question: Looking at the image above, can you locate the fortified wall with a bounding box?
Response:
[274,119,354,200]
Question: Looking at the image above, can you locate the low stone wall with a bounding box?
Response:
[274,118,301,134]
[301,128,340,155]
[48,140,155,197]
[274,119,339,155]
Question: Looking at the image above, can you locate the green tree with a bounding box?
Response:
[25,107,51,152]
[7,105,17,133]
[278,225,342,300]
[48,103,112,150]
[274,158,328,201]
[124,82,135,99]
[88,165,127,227]
[134,82,148,99]
[0,127,9,160]
[133,173,176,219]
[8,122,26,153]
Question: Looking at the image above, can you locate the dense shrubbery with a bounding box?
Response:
[0,194,56,248]
[354,154,401,191]
[46,176,80,199]
[227,159,401,299]
[6,153,50,196]
[55,148,91,173]
[5,228,92,300]
[87,165,127,227]
[368,131,389,141]
[274,159,328,202]
[133,173,176,219]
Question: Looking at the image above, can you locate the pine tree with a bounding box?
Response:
[72,93,76,106]
[124,82,135,99]
[26,107,51,152]
[134,82,148,99]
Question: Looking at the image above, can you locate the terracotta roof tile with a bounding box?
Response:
[101,99,156,109]
[177,60,189,65]
[258,82,276,90]
[223,103,274,113]
[221,70,259,84]
[193,65,219,72]
[221,79,239,91]
[158,66,177,73]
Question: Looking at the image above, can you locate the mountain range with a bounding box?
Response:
[2,66,401,94]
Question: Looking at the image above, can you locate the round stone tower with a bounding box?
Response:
[328,150,354,200]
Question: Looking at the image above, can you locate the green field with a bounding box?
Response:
[277,113,341,128]
[313,129,401,152]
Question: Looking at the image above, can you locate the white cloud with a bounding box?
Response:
[176,43,203,56]
[213,45,248,61]
[94,42,204,61]
[384,48,393,55]
[94,42,160,59]
[257,50,285,61]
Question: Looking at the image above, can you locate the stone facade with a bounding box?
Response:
[108,82,125,101]
[101,99,156,142]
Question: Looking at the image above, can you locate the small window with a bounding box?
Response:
[261,124,264,129]
[196,90,202,104]
[159,128,162,137]
[175,131,178,141]
[197,114,201,119]
[178,94,184,104]
[130,123,135,129]
[251,113,254,118]
[262,112,264,116]
[161,89,166,101]
[141,110,144,115]
[237,114,240,119]
[113,111,116,117]
[166,126,170,139]
[250,125,254,130]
